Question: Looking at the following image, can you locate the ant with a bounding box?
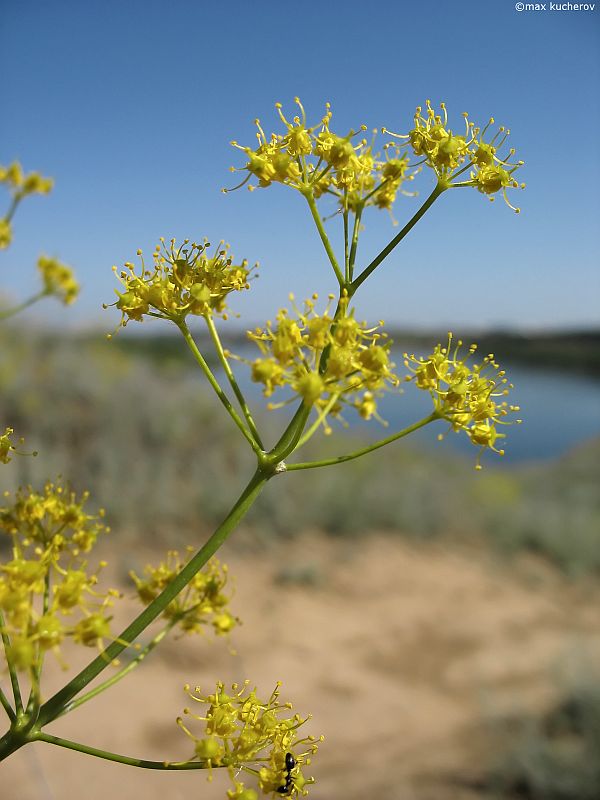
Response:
[276,752,296,795]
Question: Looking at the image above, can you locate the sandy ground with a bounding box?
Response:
[2,533,599,800]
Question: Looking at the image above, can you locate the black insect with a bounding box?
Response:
[276,752,297,795]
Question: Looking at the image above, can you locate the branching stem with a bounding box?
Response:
[286,412,439,471]
[351,183,444,292]
[177,319,261,454]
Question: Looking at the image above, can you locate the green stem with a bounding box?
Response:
[0,611,23,714]
[0,291,48,321]
[0,687,15,722]
[351,183,444,293]
[343,200,349,283]
[31,468,268,732]
[4,198,19,224]
[204,314,264,449]
[348,207,363,280]
[285,412,439,471]
[61,622,175,717]
[36,732,212,770]
[303,190,344,286]
[268,402,311,464]
[295,393,340,449]
[177,320,261,454]
[27,570,51,713]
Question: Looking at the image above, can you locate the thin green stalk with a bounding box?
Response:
[351,183,444,293]
[303,190,344,286]
[0,291,47,321]
[204,314,264,449]
[27,570,51,713]
[285,412,439,471]
[268,402,311,464]
[343,201,349,283]
[0,687,15,722]
[29,468,268,733]
[348,207,363,279]
[177,320,261,454]
[0,611,23,714]
[295,393,340,449]
[61,622,175,717]
[36,732,212,770]
[4,198,19,224]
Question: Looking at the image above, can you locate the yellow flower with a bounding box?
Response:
[240,294,399,430]
[227,99,418,220]
[108,239,254,328]
[404,334,522,468]
[384,101,525,211]
[130,550,238,636]
[178,681,322,798]
[0,481,122,671]
[0,480,107,556]
[37,255,79,304]
[0,218,12,249]
[0,162,53,197]
[0,427,16,463]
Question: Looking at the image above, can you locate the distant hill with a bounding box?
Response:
[101,328,600,376]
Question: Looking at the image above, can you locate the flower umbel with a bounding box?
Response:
[240,293,399,431]
[178,681,322,798]
[108,238,254,329]
[0,482,123,671]
[130,550,238,636]
[37,255,80,305]
[384,100,525,211]
[404,334,522,467]
[227,98,419,220]
[0,162,53,200]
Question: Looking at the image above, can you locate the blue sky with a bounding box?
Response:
[1,0,598,331]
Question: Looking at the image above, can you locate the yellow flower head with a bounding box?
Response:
[239,294,399,431]
[404,333,522,468]
[1,480,108,557]
[0,162,53,198]
[227,99,419,220]
[0,482,122,671]
[37,255,80,304]
[384,101,525,211]
[130,550,238,636]
[178,680,322,798]
[108,238,254,328]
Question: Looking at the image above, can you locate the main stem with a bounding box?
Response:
[0,468,269,760]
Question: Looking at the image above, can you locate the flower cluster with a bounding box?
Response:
[130,549,237,636]
[227,98,418,218]
[242,294,398,429]
[178,681,322,798]
[0,428,18,464]
[0,482,121,671]
[108,238,253,328]
[37,255,80,305]
[404,334,522,467]
[0,162,54,250]
[384,100,525,211]
[0,162,54,199]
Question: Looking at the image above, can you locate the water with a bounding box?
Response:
[365,363,600,463]
[218,348,600,464]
